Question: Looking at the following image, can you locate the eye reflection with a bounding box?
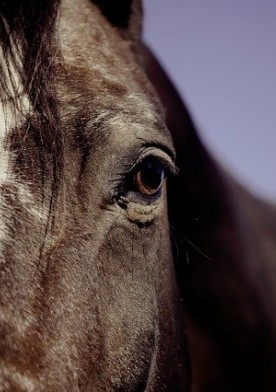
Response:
[133,157,165,196]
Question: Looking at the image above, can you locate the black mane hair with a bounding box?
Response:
[0,0,63,225]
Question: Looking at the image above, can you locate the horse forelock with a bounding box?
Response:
[0,0,65,248]
[0,0,63,163]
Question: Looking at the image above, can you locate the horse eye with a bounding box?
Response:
[133,158,165,196]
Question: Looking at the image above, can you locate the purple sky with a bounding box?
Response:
[143,0,276,201]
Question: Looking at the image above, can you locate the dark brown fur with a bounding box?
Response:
[143,46,276,391]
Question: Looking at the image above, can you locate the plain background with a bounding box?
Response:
[143,0,276,202]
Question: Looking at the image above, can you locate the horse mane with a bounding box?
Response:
[0,0,63,227]
[0,0,61,134]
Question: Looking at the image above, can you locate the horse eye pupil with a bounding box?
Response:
[141,161,162,187]
[134,159,164,196]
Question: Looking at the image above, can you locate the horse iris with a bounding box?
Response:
[134,158,165,196]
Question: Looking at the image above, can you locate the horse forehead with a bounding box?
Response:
[58,0,159,111]
[59,0,132,68]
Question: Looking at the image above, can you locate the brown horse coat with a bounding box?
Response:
[144,46,276,391]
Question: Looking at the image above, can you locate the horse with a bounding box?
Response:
[0,1,275,391]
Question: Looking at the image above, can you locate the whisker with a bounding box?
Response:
[169,224,212,262]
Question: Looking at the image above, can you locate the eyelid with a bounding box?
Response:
[128,147,179,177]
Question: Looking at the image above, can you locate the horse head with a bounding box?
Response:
[0,0,187,390]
